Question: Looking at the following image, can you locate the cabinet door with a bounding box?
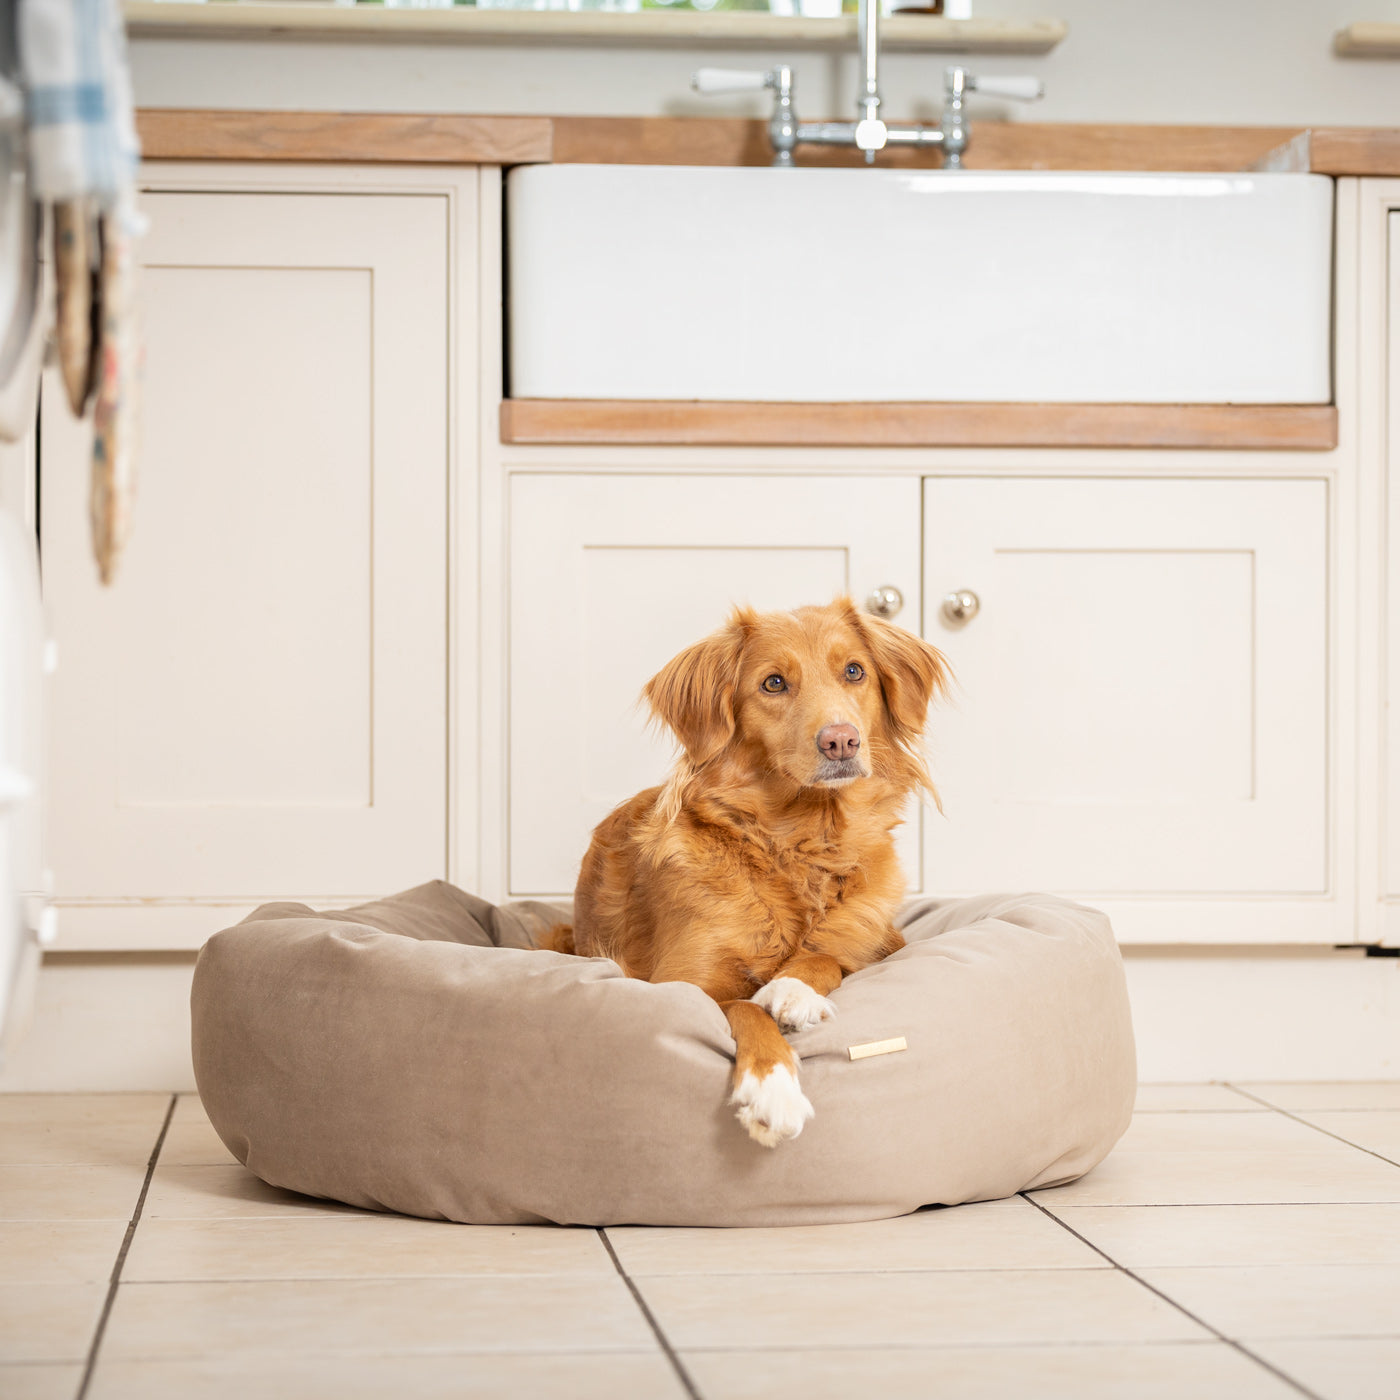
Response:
[924,476,1327,899]
[508,473,922,896]
[42,190,450,899]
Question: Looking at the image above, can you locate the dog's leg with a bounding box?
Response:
[752,951,843,1034]
[722,1000,815,1148]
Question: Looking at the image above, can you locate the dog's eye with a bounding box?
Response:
[761,674,787,694]
[845,663,865,682]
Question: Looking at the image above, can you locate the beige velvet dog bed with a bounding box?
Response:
[191,880,1135,1227]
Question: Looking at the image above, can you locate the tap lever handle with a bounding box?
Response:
[692,67,775,95]
[967,74,1044,101]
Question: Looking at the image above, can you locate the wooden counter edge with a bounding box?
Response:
[499,401,1340,451]
[135,111,1400,177]
[1309,127,1400,177]
[136,110,554,165]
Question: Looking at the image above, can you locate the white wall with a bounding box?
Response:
[131,0,1400,126]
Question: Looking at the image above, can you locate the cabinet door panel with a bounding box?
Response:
[43,191,451,898]
[117,264,373,809]
[509,473,922,896]
[925,477,1327,896]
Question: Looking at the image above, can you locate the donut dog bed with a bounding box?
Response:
[191,880,1135,1227]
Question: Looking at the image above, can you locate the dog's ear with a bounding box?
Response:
[644,607,753,765]
[842,598,951,749]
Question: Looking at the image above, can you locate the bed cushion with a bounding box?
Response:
[190,881,1135,1227]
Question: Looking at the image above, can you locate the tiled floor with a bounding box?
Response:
[1,1086,1398,1398]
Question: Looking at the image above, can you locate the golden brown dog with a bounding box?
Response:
[552,597,950,1147]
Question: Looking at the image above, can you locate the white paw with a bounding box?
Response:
[751,977,837,1033]
[730,1063,815,1148]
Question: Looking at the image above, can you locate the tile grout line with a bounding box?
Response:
[1224,1084,1400,1170]
[75,1094,178,1400]
[1019,1191,1325,1400]
[599,1229,704,1400]
[974,1199,1400,1208]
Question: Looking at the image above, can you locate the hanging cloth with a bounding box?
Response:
[17,0,138,211]
[17,0,141,584]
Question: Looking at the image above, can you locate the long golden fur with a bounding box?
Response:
[553,597,950,1146]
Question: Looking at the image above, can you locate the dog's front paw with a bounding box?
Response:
[752,976,837,1033]
[730,1062,815,1148]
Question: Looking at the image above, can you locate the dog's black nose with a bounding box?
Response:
[817,724,860,761]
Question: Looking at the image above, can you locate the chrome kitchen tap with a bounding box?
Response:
[691,0,1043,168]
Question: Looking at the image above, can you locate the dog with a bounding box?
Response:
[550,597,950,1147]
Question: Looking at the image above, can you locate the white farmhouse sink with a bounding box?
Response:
[507,166,1333,404]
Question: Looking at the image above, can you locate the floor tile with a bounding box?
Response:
[142,1165,363,1220]
[123,1217,613,1282]
[1233,1083,1400,1111]
[1249,1338,1400,1400]
[1138,1264,1400,1340]
[156,1099,235,1166]
[608,1201,1103,1276]
[0,1221,128,1283]
[1114,1111,1341,1153]
[170,1096,212,1127]
[86,1352,685,1400]
[683,1342,1298,1400]
[1049,1203,1400,1267]
[638,1268,1207,1350]
[0,1364,85,1400]
[1135,1085,1266,1113]
[0,1282,106,1363]
[155,1121,238,1168]
[1030,1146,1400,1206]
[101,1276,654,1358]
[0,1165,146,1221]
[0,1122,164,1168]
[0,1095,169,1127]
[1287,1111,1400,1164]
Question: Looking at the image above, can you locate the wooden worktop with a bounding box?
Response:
[135,109,1400,177]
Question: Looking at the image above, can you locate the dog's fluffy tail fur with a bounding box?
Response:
[542,923,576,955]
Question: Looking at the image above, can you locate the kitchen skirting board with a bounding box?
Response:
[1121,949,1399,1083]
[0,953,1395,1092]
[0,957,200,1094]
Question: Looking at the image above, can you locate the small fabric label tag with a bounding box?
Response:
[847,1036,908,1061]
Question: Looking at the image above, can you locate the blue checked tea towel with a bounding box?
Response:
[17,0,138,211]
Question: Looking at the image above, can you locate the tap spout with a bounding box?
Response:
[854,0,887,159]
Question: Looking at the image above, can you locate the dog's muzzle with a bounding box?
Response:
[815,757,866,785]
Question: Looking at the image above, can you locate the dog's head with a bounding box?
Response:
[644,597,950,798]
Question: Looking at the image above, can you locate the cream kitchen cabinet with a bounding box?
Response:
[924,475,1330,943]
[31,158,1353,955]
[506,472,923,897]
[500,466,1338,946]
[40,165,481,948]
